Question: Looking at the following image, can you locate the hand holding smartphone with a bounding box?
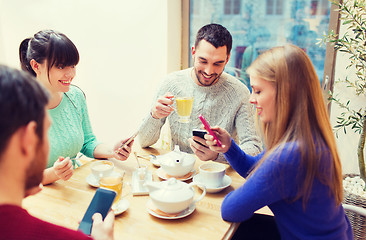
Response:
[78,188,116,235]
[198,114,222,147]
[119,131,138,149]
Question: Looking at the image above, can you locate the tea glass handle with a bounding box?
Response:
[189,182,206,205]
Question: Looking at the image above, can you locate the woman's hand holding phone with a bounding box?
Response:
[204,126,232,154]
[113,132,137,161]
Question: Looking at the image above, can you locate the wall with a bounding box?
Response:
[330,18,366,175]
[0,0,182,147]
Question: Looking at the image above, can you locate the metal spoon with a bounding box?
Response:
[137,154,157,161]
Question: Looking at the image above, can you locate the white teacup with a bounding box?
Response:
[199,162,226,188]
[91,160,114,181]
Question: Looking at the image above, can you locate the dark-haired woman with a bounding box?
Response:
[19,30,132,184]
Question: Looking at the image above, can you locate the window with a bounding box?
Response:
[224,0,241,15]
[311,0,331,16]
[187,0,332,89]
[266,0,284,15]
[191,0,200,15]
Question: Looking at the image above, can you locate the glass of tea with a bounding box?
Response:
[99,171,125,206]
[175,96,194,123]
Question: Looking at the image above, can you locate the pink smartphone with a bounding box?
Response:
[198,114,222,147]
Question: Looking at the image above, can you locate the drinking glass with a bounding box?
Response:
[175,97,194,123]
[99,171,125,205]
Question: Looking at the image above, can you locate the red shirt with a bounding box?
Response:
[0,204,93,240]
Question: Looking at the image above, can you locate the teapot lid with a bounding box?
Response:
[151,178,193,203]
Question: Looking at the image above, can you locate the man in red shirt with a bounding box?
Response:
[0,65,114,240]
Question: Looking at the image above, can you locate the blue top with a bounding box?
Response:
[222,139,353,240]
[47,85,100,168]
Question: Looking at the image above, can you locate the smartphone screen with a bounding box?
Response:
[192,129,207,146]
[78,188,116,235]
[198,114,222,147]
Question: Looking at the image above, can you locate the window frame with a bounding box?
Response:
[322,2,340,113]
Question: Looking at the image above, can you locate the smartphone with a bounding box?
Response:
[192,129,207,147]
[198,114,222,147]
[120,131,139,149]
[78,188,116,235]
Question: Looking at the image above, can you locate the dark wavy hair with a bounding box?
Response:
[0,65,49,156]
[194,23,232,56]
[19,30,79,78]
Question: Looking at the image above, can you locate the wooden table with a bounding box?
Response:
[23,145,272,240]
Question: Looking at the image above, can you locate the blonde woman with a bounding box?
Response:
[206,45,352,239]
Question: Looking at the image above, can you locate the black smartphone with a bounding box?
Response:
[192,129,208,146]
[78,188,116,235]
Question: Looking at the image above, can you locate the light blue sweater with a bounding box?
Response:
[222,139,353,239]
[47,85,100,168]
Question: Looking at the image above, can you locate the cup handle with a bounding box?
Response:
[188,182,206,205]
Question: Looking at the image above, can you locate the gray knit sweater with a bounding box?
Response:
[138,68,262,162]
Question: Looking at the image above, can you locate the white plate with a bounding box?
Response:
[192,174,232,193]
[156,168,196,181]
[112,198,129,215]
[86,171,122,187]
[146,200,195,220]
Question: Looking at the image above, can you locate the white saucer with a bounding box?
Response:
[151,155,160,167]
[86,171,122,187]
[146,200,195,220]
[112,198,129,215]
[86,174,99,187]
[156,168,196,181]
[192,174,232,193]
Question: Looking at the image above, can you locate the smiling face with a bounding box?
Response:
[191,40,229,86]
[249,76,277,124]
[37,61,76,93]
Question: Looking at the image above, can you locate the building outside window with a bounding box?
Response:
[266,0,284,15]
[189,0,331,89]
[224,0,241,15]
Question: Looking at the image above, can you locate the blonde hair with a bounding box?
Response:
[247,44,343,206]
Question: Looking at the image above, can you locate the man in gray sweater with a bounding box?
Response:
[138,23,262,162]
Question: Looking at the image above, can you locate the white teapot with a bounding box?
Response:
[145,178,206,214]
[159,146,196,177]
